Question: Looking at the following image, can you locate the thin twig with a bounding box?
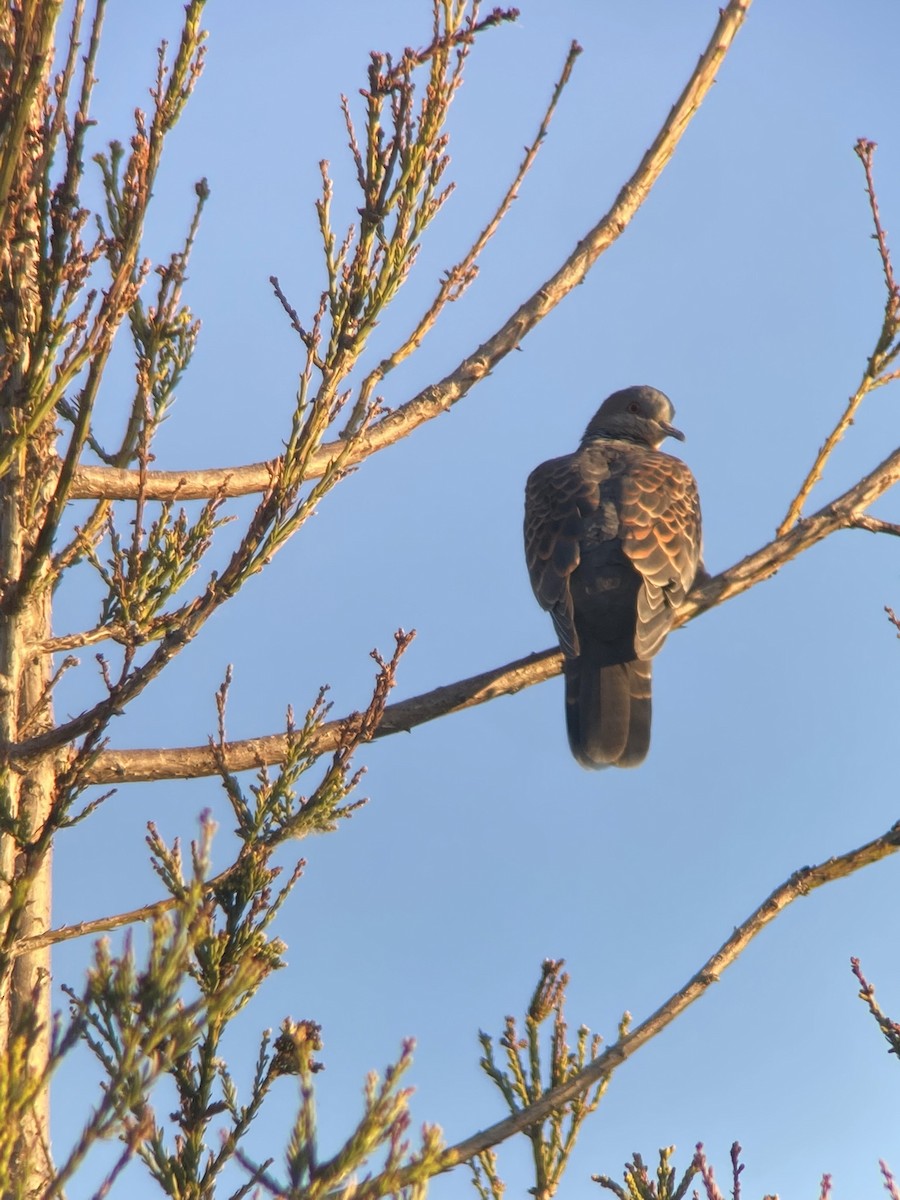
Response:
[16,860,234,956]
[342,38,583,435]
[858,139,900,304]
[848,514,900,537]
[269,274,317,350]
[779,139,900,534]
[68,0,752,504]
[881,1162,900,1200]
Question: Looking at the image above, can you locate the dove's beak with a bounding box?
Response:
[660,420,685,442]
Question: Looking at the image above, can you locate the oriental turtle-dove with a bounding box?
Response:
[524,386,702,768]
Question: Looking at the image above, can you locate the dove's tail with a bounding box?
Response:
[564,656,652,769]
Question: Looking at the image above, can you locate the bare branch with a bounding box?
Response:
[779,139,900,534]
[338,817,900,1200]
[15,890,182,957]
[848,514,900,537]
[68,0,752,504]
[857,138,900,306]
[67,460,272,502]
[35,624,136,654]
[79,436,900,786]
[82,646,558,784]
[679,440,900,621]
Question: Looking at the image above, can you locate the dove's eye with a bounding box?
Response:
[628,402,639,413]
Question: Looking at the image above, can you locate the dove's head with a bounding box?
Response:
[582,385,685,448]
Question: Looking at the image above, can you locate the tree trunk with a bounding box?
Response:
[0,6,57,1185]
[0,430,55,1197]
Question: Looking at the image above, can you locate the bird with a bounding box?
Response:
[524,385,702,769]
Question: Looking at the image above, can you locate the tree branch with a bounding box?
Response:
[82,648,561,784]
[68,460,276,502]
[78,437,900,786]
[848,514,900,537]
[341,817,900,1200]
[67,0,752,504]
[778,139,900,535]
[15,881,195,957]
[678,440,900,623]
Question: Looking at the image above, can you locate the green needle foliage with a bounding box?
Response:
[593,1147,698,1200]
[476,960,610,1200]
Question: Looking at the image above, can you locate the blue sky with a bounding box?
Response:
[50,2,900,1196]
